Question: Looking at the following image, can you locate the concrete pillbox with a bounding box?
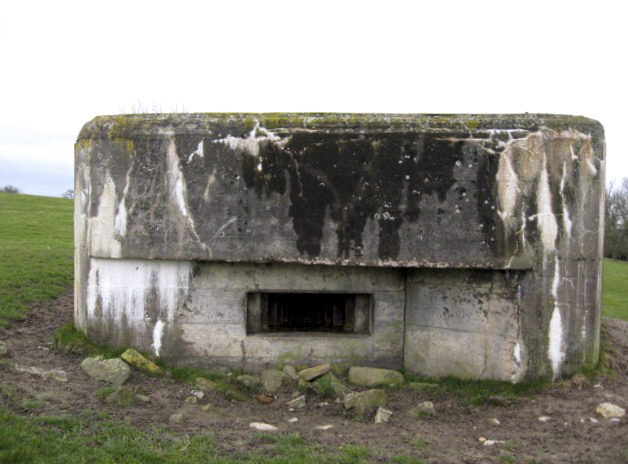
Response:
[74,113,605,381]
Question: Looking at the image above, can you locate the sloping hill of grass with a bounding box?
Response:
[0,193,73,327]
[602,258,628,320]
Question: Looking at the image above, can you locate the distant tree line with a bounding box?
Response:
[605,178,628,261]
[1,185,20,193]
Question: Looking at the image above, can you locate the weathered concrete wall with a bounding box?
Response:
[75,113,605,381]
[84,260,404,370]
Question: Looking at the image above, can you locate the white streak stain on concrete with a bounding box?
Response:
[187,140,204,163]
[89,174,122,258]
[511,341,524,383]
[114,168,132,237]
[215,119,290,158]
[202,169,217,202]
[559,162,573,237]
[549,259,565,378]
[536,159,558,252]
[166,138,194,226]
[152,320,164,356]
[514,342,522,365]
[549,306,565,378]
[86,258,191,329]
[496,145,519,222]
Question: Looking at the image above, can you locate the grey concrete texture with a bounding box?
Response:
[75,113,605,382]
[75,113,604,268]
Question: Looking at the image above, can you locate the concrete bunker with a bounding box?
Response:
[74,113,605,382]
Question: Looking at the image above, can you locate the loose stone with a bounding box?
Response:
[249,422,277,432]
[374,406,393,424]
[298,364,330,382]
[120,349,166,377]
[348,366,403,387]
[191,390,205,400]
[80,356,131,386]
[596,402,626,419]
[13,364,67,382]
[314,424,334,430]
[411,401,435,418]
[236,374,259,390]
[261,369,286,393]
[344,389,387,417]
[0,341,8,358]
[194,377,217,392]
[287,395,306,409]
[283,365,299,381]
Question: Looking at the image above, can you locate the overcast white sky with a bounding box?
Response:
[1,0,626,197]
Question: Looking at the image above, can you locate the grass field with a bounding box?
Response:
[0,193,73,327]
[1,193,627,463]
[602,258,628,320]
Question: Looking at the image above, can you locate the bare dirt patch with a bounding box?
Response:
[1,292,627,463]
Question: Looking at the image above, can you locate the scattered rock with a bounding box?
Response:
[191,390,205,400]
[288,417,298,423]
[104,386,136,406]
[283,365,299,381]
[287,395,306,409]
[201,404,213,412]
[483,439,504,446]
[13,364,67,382]
[135,394,150,403]
[80,356,131,386]
[0,341,8,358]
[538,416,551,422]
[314,424,334,430]
[236,374,259,390]
[313,372,351,400]
[596,402,626,419]
[344,389,387,417]
[224,389,249,402]
[255,394,275,404]
[374,406,393,424]
[488,417,501,426]
[298,364,331,382]
[194,377,217,392]
[261,369,286,393]
[589,417,599,423]
[411,401,436,418]
[169,413,184,425]
[249,422,277,432]
[120,349,166,377]
[348,366,403,387]
[184,396,198,404]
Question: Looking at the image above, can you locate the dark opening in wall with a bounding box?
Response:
[247,292,372,334]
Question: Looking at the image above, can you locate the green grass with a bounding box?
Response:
[403,373,550,406]
[603,258,628,320]
[0,193,73,327]
[51,322,126,358]
[0,407,384,463]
